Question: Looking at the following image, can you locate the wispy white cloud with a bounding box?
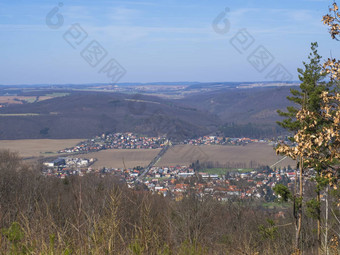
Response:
[227,7,325,36]
[107,1,158,6]
[303,0,329,2]
[85,24,212,42]
[0,24,47,32]
[285,9,316,22]
[107,7,142,24]
[62,5,96,22]
[229,7,320,22]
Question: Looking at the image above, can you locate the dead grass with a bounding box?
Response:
[83,149,161,169]
[157,143,295,168]
[0,139,83,158]
[0,96,32,104]
[0,140,295,169]
[0,96,53,105]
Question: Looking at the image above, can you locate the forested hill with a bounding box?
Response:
[0,86,294,140]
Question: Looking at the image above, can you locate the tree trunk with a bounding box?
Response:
[296,156,303,253]
[294,162,298,243]
[317,189,321,255]
[325,185,329,255]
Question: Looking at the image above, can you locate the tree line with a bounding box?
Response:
[274,3,340,254]
[0,150,327,254]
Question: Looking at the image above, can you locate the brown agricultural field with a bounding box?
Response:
[0,140,295,170]
[83,148,161,169]
[157,143,295,169]
[0,96,53,105]
[0,139,83,158]
[0,96,32,105]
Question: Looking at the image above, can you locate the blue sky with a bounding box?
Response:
[0,0,339,85]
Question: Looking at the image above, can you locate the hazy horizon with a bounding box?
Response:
[1,0,339,85]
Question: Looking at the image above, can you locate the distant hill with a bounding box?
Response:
[0,86,296,140]
[0,92,220,140]
[178,86,294,125]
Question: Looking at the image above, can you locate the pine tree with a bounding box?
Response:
[277,42,327,133]
[276,42,329,253]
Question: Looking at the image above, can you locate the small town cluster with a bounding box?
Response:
[58,132,271,154]
[42,156,296,202]
[181,136,269,146]
[42,132,298,201]
[58,133,168,153]
[143,166,295,201]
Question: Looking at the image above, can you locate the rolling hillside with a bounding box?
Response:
[0,86,296,140]
[0,92,220,140]
[178,86,294,125]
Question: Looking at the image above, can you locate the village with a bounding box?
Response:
[57,132,276,154]
[42,154,300,202]
[40,132,299,202]
[58,133,168,153]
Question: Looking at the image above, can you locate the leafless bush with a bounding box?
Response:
[0,150,326,254]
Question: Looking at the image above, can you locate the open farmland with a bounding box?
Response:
[0,139,83,158]
[0,96,36,105]
[0,96,54,105]
[82,148,161,169]
[157,143,295,169]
